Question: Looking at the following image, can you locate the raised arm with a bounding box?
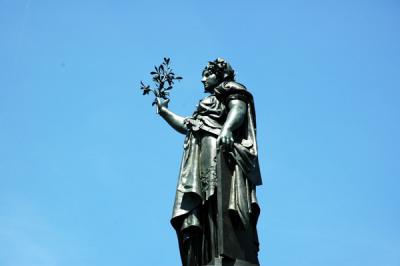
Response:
[156,98,188,135]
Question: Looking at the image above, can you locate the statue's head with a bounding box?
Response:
[202,58,235,92]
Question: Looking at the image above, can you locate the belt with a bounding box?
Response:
[184,118,221,137]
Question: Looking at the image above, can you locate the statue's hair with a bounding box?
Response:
[203,58,235,82]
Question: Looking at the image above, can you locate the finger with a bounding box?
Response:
[224,138,232,149]
[229,138,234,149]
[217,138,224,151]
[225,139,232,150]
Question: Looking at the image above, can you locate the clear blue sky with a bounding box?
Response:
[1,0,400,265]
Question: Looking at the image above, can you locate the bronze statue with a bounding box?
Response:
[146,58,262,266]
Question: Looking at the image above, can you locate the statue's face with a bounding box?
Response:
[201,70,220,92]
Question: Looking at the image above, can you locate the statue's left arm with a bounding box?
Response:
[217,99,247,149]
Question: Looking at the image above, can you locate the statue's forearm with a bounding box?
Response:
[221,99,246,133]
[159,107,188,135]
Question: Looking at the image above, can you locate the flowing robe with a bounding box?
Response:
[171,81,262,266]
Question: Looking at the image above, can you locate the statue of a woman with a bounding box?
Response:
[156,58,262,266]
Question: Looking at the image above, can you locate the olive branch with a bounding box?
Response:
[140,57,182,106]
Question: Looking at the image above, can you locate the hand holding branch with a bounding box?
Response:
[140,57,182,113]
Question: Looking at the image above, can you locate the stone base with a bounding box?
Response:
[204,257,259,266]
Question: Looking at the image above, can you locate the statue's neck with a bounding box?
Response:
[204,81,225,94]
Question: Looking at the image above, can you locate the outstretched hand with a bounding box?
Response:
[155,97,170,114]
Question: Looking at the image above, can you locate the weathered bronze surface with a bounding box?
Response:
[150,58,262,266]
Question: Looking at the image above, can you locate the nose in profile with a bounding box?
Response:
[201,76,206,83]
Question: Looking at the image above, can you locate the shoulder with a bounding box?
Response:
[215,81,253,103]
[223,81,247,92]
